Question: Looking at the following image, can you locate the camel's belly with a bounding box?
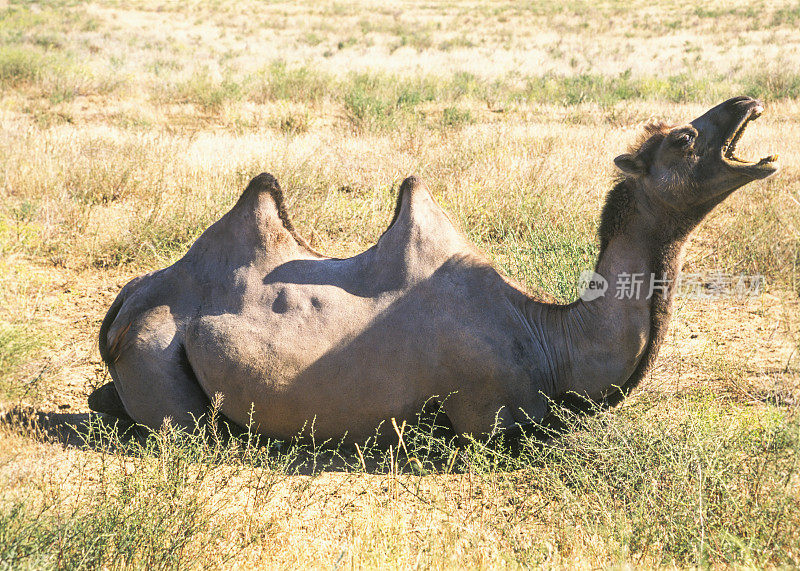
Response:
[184,284,437,439]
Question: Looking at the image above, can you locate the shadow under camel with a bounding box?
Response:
[0,406,136,450]
[0,402,565,476]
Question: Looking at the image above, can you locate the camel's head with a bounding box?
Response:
[613,96,779,222]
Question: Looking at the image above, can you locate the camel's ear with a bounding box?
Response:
[614,154,646,176]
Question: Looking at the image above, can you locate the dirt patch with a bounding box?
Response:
[644,290,799,404]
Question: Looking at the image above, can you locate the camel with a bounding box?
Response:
[90,96,778,442]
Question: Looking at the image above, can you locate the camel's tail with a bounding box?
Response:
[98,287,127,365]
[93,287,130,419]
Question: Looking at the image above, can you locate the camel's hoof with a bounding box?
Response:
[88,382,131,420]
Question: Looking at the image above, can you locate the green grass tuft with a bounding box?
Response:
[160,70,244,112]
[248,61,330,104]
[0,47,49,86]
[440,106,474,129]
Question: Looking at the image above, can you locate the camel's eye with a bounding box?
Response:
[674,131,695,149]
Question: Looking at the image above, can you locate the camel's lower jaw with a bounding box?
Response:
[721,153,779,179]
[723,152,779,165]
[753,154,780,174]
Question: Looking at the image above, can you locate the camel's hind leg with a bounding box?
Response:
[105,346,211,431]
[101,303,211,431]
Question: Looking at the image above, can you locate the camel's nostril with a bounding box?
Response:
[724,96,758,114]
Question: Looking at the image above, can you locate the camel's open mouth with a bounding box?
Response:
[721,105,778,168]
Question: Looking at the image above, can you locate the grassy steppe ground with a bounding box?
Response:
[1,0,799,567]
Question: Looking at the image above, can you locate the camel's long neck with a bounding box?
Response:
[535,183,692,409]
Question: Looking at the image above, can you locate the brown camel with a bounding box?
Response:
[90,96,778,442]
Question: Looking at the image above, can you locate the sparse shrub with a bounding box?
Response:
[447,71,486,98]
[275,111,310,134]
[0,415,289,568]
[0,47,47,86]
[92,201,224,268]
[395,30,433,51]
[248,61,330,103]
[440,106,474,129]
[0,324,43,382]
[523,397,800,566]
[343,75,396,131]
[342,73,436,131]
[700,183,800,285]
[439,36,475,51]
[302,32,323,46]
[519,72,729,106]
[0,200,47,258]
[31,33,63,50]
[165,70,243,112]
[461,192,597,302]
[743,69,800,100]
[0,45,116,101]
[771,3,800,26]
[337,37,358,50]
[0,321,48,400]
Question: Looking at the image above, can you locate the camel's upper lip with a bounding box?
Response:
[720,102,778,173]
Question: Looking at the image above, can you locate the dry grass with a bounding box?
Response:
[1,0,799,568]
